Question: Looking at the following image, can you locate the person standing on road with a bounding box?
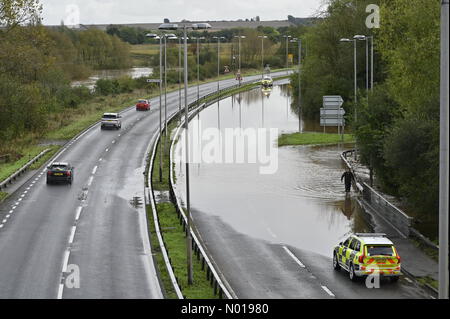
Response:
[341,168,355,193]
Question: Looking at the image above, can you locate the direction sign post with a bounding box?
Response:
[321,95,345,140]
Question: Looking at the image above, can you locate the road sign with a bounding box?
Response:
[320,108,346,117]
[320,118,345,126]
[146,79,161,83]
[323,95,344,109]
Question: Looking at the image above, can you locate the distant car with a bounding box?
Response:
[333,233,401,282]
[46,162,74,185]
[136,99,150,111]
[101,113,122,130]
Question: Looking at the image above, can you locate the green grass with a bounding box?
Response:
[156,202,218,299]
[146,204,178,299]
[417,276,438,291]
[0,191,8,202]
[278,132,355,147]
[0,145,49,183]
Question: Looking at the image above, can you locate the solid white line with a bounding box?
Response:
[62,250,70,273]
[87,176,94,186]
[92,166,98,175]
[75,206,82,221]
[282,246,305,268]
[68,226,76,244]
[321,285,335,297]
[57,283,64,299]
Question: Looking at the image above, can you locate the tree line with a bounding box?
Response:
[0,0,132,155]
[292,0,440,237]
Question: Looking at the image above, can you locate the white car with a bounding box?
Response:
[101,113,122,130]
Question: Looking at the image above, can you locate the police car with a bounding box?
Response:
[333,233,401,282]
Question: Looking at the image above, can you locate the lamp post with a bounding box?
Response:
[159,22,211,286]
[258,35,268,79]
[146,33,164,182]
[291,38,302,133]
[283,35,292,74]
[340,37,357,158]
[439,0,449,300]
[213,36,226,94]
[354,35,370,99]
[234,35,246,86]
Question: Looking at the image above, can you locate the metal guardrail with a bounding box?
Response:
[0,149,50,191]
[145,79,262,299]
[144,76,278,298]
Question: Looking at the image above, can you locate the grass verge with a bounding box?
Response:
[416,276,439,291]
[278,132,355,147]
[0,192,8,202]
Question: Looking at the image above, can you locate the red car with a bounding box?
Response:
[136,99,150,111]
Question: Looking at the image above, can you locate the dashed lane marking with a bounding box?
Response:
[282,246,305,268]
[321,285,335,297]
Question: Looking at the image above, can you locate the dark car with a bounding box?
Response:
[46,162,74,185]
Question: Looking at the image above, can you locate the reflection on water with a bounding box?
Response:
[71,67,153,91]
[174,84,368,257]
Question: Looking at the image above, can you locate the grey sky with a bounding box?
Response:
[40,0,325,25]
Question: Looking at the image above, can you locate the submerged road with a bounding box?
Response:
[0,72,286,298]
[174,82,432,299]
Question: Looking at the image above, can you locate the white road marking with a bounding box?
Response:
[0,225,3,229]
[68,226,76,244]
[15,202,19,205]
[405,277,413,283]
[282,246,305,268]
[57,283,64,299]
[18,198,22,202]
[12,206,16,210]
[20,194,25,198]
[2,219,7,223]
[9,210,13,214]
[62,250,70,273]
[87,176,94,187]
[75,206,83,221]
[105,148,109,152]
[92,166,98,175]
[112,140,115,144]
[321,285,335,297]
[6,215,10,219]
[99,158,102,162]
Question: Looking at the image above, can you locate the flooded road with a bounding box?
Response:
[174,83,370,258]
[71,67,153,91]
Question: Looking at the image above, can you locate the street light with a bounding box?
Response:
[291,38,302,133]
[234,35,246,86]
[213,36,226,94]
[340,37,358,159]
[146,33,164,182]
[159,21,211,286]
[258,35,268,79]
[354,35,370,99]
[282,35,292,74]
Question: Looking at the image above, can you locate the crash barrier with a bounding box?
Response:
[0,149,50,191]
[144,77,275,299]
[341,150,438,251]
[361,183,413,238]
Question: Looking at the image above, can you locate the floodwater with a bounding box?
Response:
[71,67,153,91]
[174,83,370,257]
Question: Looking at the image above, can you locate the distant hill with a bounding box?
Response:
[46,20,298,31]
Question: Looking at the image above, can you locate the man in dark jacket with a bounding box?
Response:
[341,168,355,193]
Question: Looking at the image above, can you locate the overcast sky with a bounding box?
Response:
[40,0,326,25]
